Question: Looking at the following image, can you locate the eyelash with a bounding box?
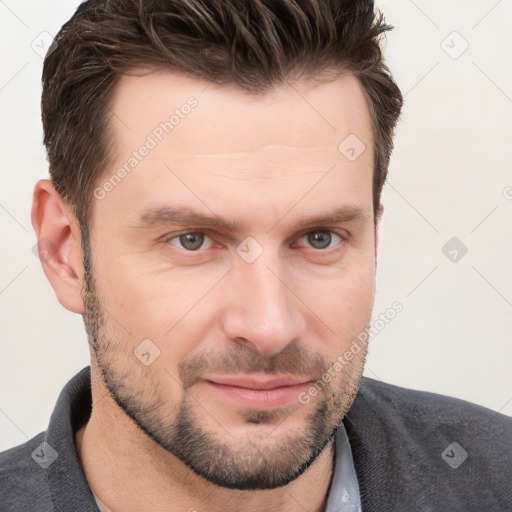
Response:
[162,229,347,252]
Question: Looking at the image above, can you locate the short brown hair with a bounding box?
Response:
[42,0,403,241]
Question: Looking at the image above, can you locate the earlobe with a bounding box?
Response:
[31,179,85,314]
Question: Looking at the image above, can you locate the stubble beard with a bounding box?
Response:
[81,246,368,490]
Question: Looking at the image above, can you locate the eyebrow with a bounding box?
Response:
[132,205,370,232]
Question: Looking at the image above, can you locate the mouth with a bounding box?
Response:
[201,374,312,409]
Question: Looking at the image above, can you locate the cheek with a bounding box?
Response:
[95,240,201,317]
[298,258,375,346]
[95,257,222,366]
[292,268,375,364]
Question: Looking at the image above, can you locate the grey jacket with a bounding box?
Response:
[1,366,511,511]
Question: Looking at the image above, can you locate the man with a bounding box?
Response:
[1,1,510,511]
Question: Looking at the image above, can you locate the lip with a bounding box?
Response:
[201,374,312,409]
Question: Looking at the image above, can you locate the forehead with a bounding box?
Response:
[109,69,373,154]
[96,70,374,229]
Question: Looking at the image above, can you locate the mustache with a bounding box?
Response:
[179,342,330,389]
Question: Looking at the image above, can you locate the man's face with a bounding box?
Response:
[83,71,376,490]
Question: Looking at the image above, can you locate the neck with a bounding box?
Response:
[76,366,336,512]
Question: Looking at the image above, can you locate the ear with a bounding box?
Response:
[375,203,384,254]
[31,179,85,314]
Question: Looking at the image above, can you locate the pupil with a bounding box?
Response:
[308,231,331,249]
[180,233,204,250]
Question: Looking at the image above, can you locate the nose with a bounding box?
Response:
[221,254,307,356]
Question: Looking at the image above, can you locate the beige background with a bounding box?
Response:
[1,0,511,452]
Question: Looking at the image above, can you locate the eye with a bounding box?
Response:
[167,232,213,251]
[297,230,343,250]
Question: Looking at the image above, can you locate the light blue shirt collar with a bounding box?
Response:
[324,422,362,512]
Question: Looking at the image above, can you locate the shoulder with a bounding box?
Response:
[354,376,512,435]
[346,377,512,510]
[0,433,55,511]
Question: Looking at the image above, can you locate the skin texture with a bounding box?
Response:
[32,70,379,512]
